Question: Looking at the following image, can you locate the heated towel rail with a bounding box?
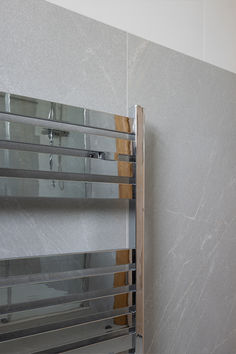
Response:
[0,92,145,353]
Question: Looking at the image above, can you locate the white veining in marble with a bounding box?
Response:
[128,34,236,354]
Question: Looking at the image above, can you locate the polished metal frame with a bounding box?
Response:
[0,92,145,354]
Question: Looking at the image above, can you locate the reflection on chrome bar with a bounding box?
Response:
[0,92,135,135]
[0,250,136,354]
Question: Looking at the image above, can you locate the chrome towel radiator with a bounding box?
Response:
[0,92,145,354]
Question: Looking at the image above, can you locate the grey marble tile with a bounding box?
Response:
[0,0,128,258]
[128,34,236,354]
[0,0,127,115]
[0,198,129,259]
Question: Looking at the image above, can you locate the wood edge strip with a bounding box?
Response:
[136,106,145,348]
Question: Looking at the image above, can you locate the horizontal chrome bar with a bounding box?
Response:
[0,112,135,140]
[0,140,135,162]
[0,306,136,342]
[0,293,135,334]
[0,285,136,315]
[0,91,135,135]
[0,147,135,178]
[34,329,135,354]
[63,334,134,354]
[35,328,136,354]
[0,177,135,199]
[0,319,135,354]
[0,263,136,288]
[0,168,135,185]
[0,121,134,157]
[0,248,135,263]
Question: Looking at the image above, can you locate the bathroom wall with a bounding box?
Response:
[0,0,129,257]
[47,0,236,74]
[128,36,236,354]
[1,1,236,353]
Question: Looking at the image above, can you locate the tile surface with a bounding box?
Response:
[0,0,127,115]
[128,34,236,354]
[1,1,236,352]
[0,198,128,258]
[0,0,128,257]
[48,0,204,62]
[47,0,236,74]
